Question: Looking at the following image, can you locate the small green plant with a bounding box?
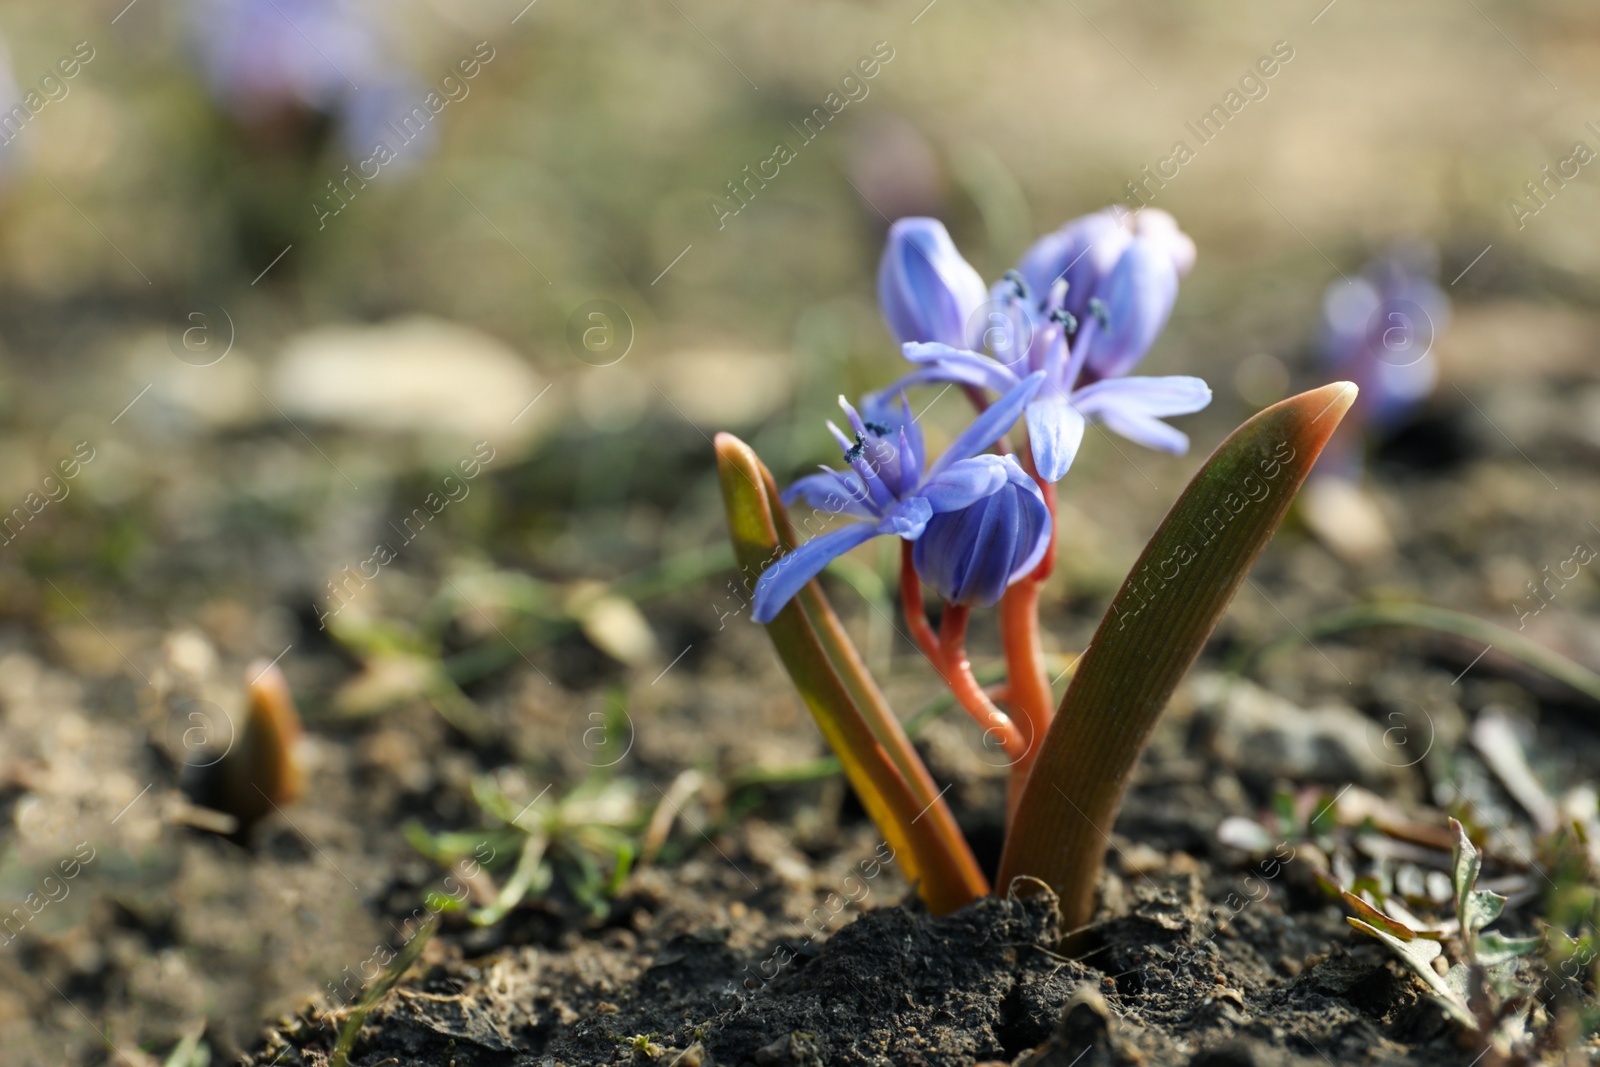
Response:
[330,912,439,1067]
[716,209,1356,926]
[1345,819,1543,1038]
[407,696,703,924]
[408,774,640,923]
[626,1032,664,1057]
[161,1030,210,1067]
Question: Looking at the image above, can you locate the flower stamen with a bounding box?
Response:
[1002,269,1031,302]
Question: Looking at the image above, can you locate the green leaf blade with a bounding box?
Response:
[1477,930,1543,965]
[715,433,987,914]
[998,383,1358,928]
[1450,818,1483,930]
[1348,917,1479,1030]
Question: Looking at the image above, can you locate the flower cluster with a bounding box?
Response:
[875,208,1210,482]
[753,208,1207,625]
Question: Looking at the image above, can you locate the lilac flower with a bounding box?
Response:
[0,40,24,181]
[913,456,1051,607]
[1013,207,1195,379]
[192,0,376,121]
[188,0,434,167]
[1320,244,1447,431]
[751,372,1045,624]
[337,77,439,169]
[876,208,1209,483]
[878,217,990,350]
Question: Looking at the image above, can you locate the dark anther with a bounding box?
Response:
[844,433,867,462]
[1049,308,1079,334]
[863,421,892,436]
[1002,269,1031,302]
[1088,297,1110,330]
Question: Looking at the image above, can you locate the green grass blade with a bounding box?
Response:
[331,912,440,1066]
[1251,600,1600,705]
[471,830,551,926]
[715,433,987,913]
[999,383,1357,928]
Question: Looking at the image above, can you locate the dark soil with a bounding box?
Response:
[236,759,1479,1067]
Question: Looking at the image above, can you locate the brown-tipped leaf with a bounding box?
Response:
[715,433,987,914]
[999,383,1357,927]
[203,660,306,837]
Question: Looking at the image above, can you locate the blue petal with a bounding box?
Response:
[894,427,922,499]
[1072,375,1208,455]
[849,449,897,510]
[925,371,1045,479]
[850,392,926,491]
[1096,409,1191,454]
[1036,321,1068,389]
[902,342,1021,394]
[825,419,854,455]
[972,292,1041,372]
[896,393,924,475]
[1016,210,1132,322]
[911,502,986,606]
[912,456,1051,607]
[918,455,1009,513]
[864,368,987,411]
[751,521,880,624]
[1083,237,1180,380]
[878,218,988,349]
[1128,208,1196,277]
[838,394,870,439]
[1002,458,1053,580]
[858,390,923,471]
[781,469,876,520]
[1025,392,1087,483]
[877,496,934,539]
[1072,376,1212,418]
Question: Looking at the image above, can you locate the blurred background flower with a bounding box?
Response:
[1319,242,1451,467]
[187,0,434,164]
[1301,244,1451,562]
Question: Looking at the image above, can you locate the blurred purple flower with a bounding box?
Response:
[877,217,989,350]
[0,40,23,180]
[751,372,1044,623]
[913,455,1051,607]
[876,208,1208,483]
[1320,244,1447,432]
[337,77,438,169]
[189,0,434,166]
[193,0,373,119]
